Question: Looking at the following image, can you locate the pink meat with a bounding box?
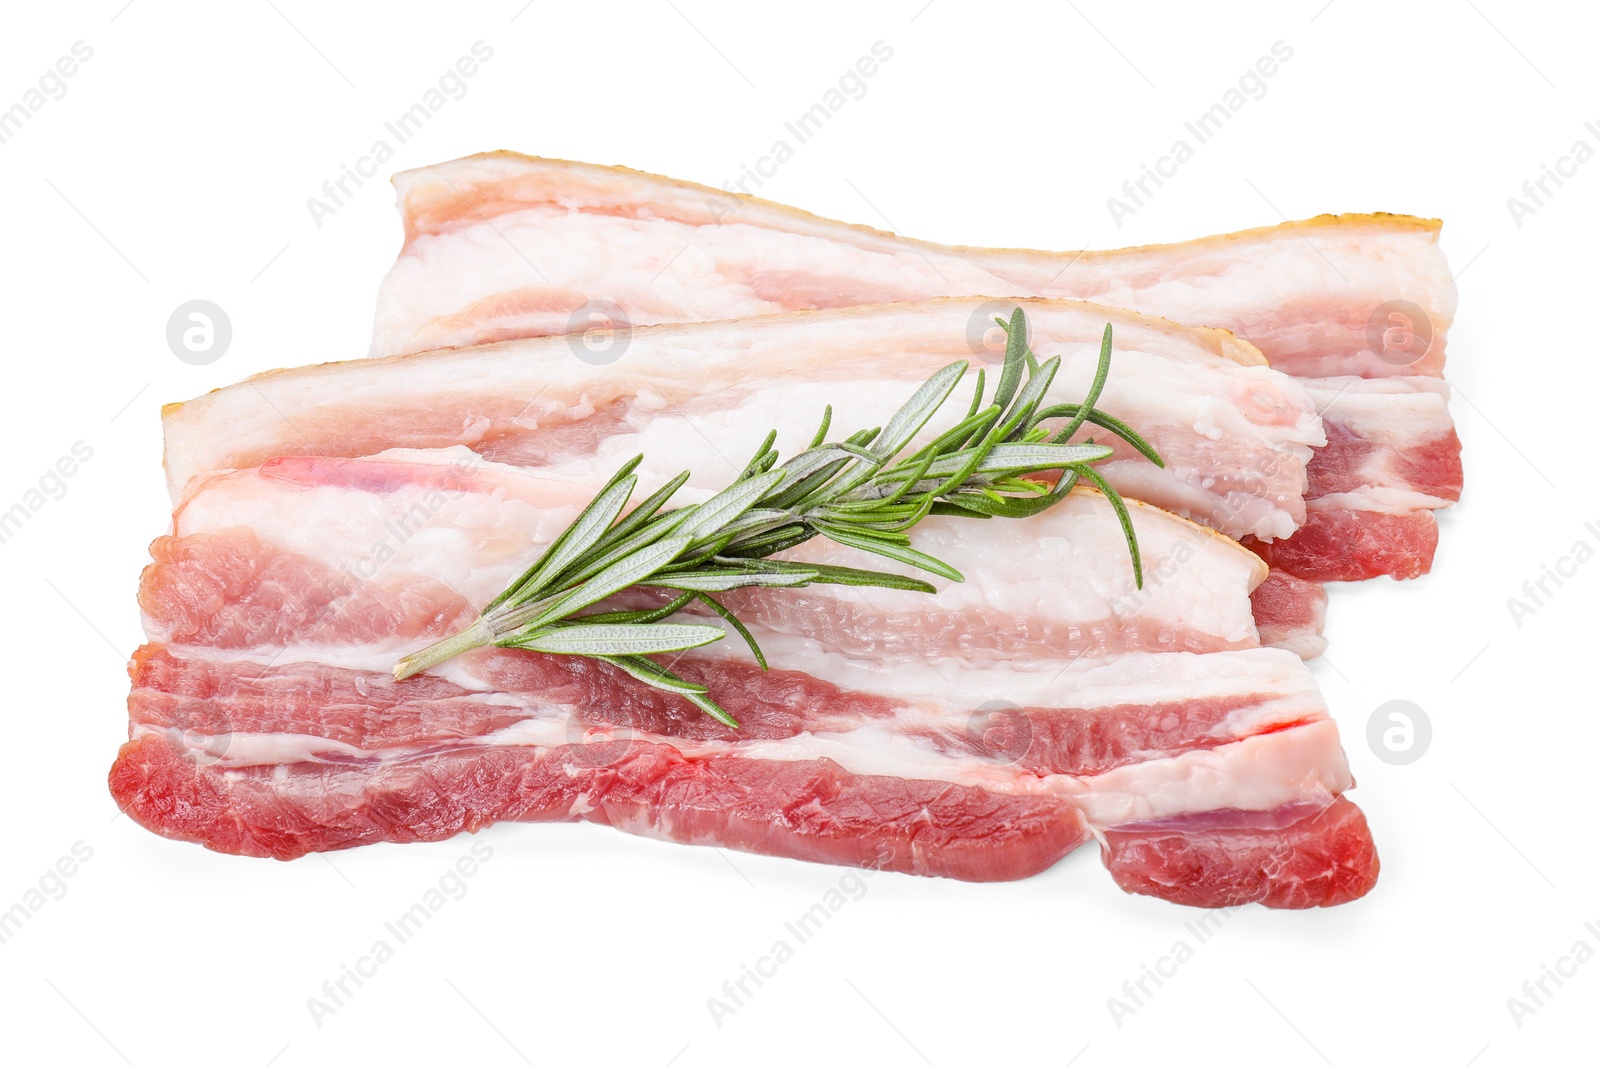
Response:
[1246,510,1441,583]
[1249,570,1328,659]
[1307,419,1464,503]
[110,731,1088,881]
[140,529,478,650]
[1256,403,1462,580]
[125,647,1319,780]
[113,646,1371,904]
[1102,799,1381,909]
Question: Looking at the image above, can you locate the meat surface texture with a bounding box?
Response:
[164,299,1322,546]
[163,341,1330,659]
[112,451,1378,907]
[366,152,1461,582]
[160,299,1333,654]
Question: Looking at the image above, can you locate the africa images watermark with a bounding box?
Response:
[1106,906,1241,1027]
[1505,918,1600,1029]
[706,849,892,1028]
[0,841,94,947]
[1504,518,1600,628]
[0,40,94,147]
[705,41,895,224]
[1106,448,1303,622]
[1106,40,1295,228]
[1505,120,1600,228]
[306,40,495,228]
[306,840,494,1027]
[0,441,94,547]
[335,450,484,587]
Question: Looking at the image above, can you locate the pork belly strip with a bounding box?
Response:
[112,641,1371,905]
[112,728,1373,906]
[122,641,1351,829]
[162,299,1322,547]
[114,451,1374,904]
[375,153,1454,381]
[110,730,1088,883]
[149,450,1315,661]
[368,152,1460,581]
[136,454,1339,822]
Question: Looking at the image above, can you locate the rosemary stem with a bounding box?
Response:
[389,310,1160,723]
[484,597,555,636]
[392,617,495,680]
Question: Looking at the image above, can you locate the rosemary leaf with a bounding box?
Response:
[694,591,769,670]
[507,622,725,657]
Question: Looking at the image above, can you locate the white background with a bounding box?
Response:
[1,1,1595,1062]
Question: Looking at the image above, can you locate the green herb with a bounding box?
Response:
[394,309,1162,726]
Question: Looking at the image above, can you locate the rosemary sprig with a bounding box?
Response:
[394,310,1162,726]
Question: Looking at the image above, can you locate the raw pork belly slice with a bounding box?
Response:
[367,152,1460,581]
[158,304,1328,655]
[113,645,1375,905]
[112,728,1091,883]
[162,299,1323,547]
[155,447,1315,657]
[151,452,1272,659]
[371,155,1454,378]
[112,450,1377,906]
